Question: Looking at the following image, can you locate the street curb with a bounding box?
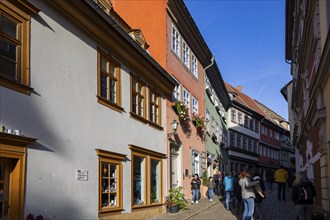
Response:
[182,201,219,220]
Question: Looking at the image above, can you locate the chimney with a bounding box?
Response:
[236,85,242,92]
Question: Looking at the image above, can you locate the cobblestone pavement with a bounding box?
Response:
[149,183,298,220]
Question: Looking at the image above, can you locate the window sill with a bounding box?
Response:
[97,95,124,113]
[148,121,163,131]
[0,75,32,95]
[130,113,163,130]
[130,112,149,124]
[99,207,124,214]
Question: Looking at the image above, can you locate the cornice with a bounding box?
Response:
[0,132,37,146]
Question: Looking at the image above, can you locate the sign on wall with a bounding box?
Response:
[76,170,88,181]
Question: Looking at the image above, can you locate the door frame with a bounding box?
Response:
[0,132,36,220]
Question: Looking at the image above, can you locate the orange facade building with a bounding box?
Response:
[112,0,214,197]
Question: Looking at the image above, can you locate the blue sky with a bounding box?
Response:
[185,0,291,120]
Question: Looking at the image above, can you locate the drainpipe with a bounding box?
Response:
[205,56,215,72]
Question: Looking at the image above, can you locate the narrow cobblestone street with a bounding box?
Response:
[150,183,298,220]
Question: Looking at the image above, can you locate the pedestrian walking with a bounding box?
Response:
[274,165,288,201]
[234,171,243,216]
[265,168,274,191]
[213,170,222,197]
[239,170,258,220]
[224,171,235,210]
[191,174,201,204]
[206,176,216,201]
[292,171,316,220]
[252,175,265,220]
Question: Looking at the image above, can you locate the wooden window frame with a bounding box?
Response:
[130,75,147,120]
[97,48,123,112]
[149,89,161,127]
[0,0,39,95]
[130,75,163,130]
[129,145,164,209]
[96,149,126,214]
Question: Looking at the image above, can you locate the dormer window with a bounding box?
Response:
[128,29,150,50]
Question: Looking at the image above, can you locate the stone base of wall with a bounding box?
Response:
[99,206,165,219]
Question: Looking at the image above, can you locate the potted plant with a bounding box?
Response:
[192,113,206,129]
[173,101,190,122]
[166,186,188,213]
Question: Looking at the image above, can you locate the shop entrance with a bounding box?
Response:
[0,158,11,220]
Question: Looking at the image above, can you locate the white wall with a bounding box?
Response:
[1,1,167,218]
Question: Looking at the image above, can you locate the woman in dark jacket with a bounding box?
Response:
[292,171,316,220]
[191,174,201,204]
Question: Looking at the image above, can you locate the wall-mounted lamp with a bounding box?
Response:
[171,119,178,133]
[168,119,179,140]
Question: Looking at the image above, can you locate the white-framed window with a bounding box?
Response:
[238,112,243,125]
[192,96,198,114]
[275,132,279,140]
[263,147,266,157]
[171,24,180,57]
[183,88,190,113]
[231,109,236,123]
[259,145,263,155]
[269,130,273,138]
[191,150,201,176]
[205,110,210,132]
[182,41,190,69]
[172,84,181,102]
[191,53,198,78]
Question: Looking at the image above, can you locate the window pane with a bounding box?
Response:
[0,39,18,79]
[132,94,137,114]
[110,79,116,102]
[101,162,118,208]
[110,64,115,76]
[1,16,17,39]
[100,74,108,98]
[133,155,145,205]
[150,159,160,203]
[138,96,143,116]
[100,57,107,72]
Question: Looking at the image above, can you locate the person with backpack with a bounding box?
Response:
[274,165,288,201]
[224,171,235,210]
[239,170,259,220]
[252,175,265,220]
[292,171,316,220]
[234,171,243,216]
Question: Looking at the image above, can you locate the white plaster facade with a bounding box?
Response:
[0,1,174,219]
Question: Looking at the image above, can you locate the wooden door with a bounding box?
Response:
[0,158,11,220]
